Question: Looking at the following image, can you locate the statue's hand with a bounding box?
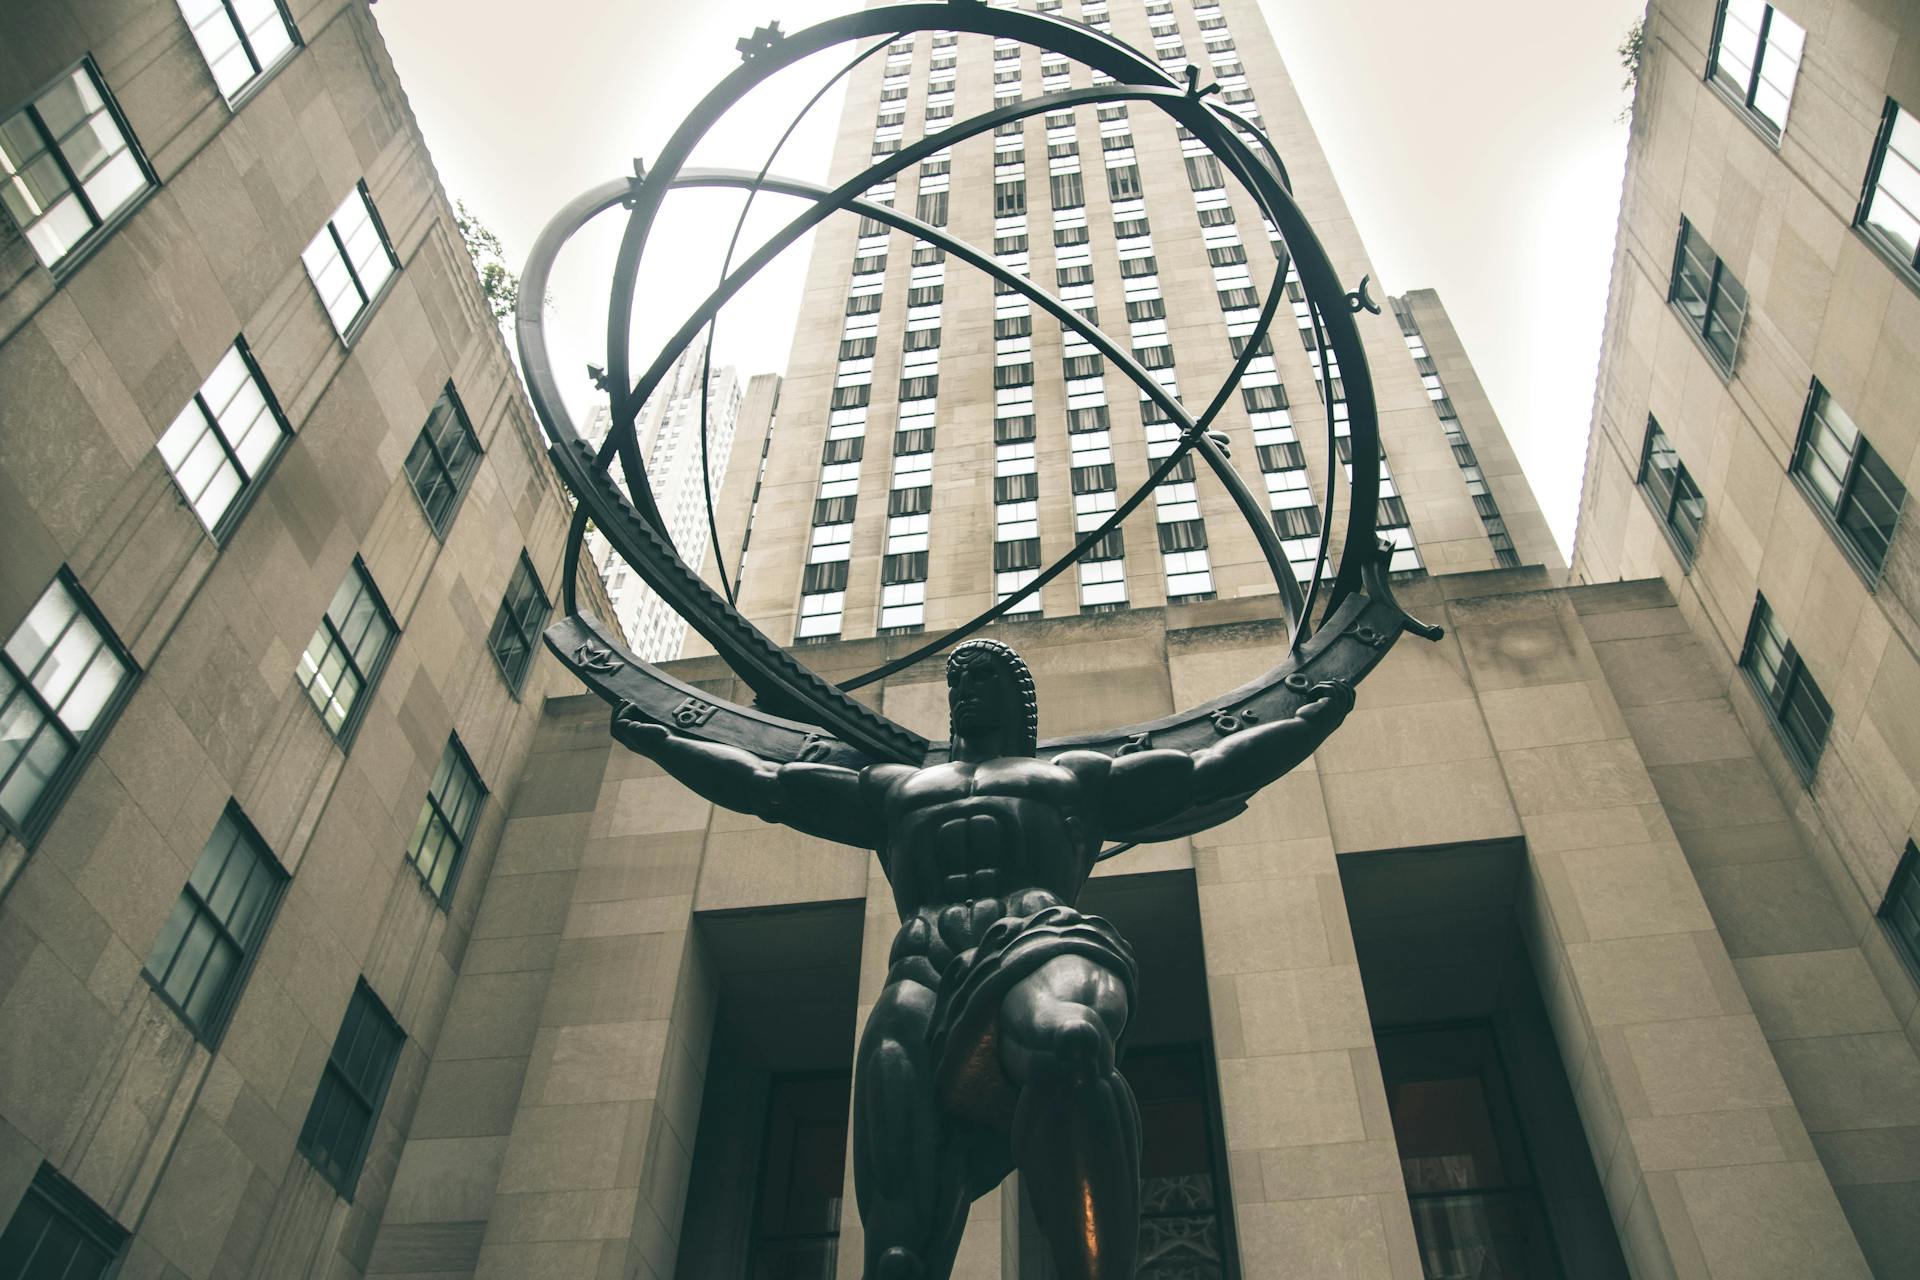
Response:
[612,701,671,753]
[1300,679,1356,724]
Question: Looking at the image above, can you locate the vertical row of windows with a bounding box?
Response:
[1391,298,1518,568]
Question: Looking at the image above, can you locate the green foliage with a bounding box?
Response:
[455,199,520,324]
[1617,16,1646,123]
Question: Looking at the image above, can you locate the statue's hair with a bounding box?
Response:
[946,638,1038,755]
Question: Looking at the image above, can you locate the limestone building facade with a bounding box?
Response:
[0,0,609,1276]
[1567,0,1920,1272]
[3,2,1919,1280]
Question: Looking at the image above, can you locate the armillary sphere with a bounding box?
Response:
[515,1,1442,850]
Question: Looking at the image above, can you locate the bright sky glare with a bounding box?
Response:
[373,0,1643,559]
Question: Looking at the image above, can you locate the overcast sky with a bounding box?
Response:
[373,0,1643,558]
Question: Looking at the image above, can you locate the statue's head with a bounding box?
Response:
[945,638,1038,756]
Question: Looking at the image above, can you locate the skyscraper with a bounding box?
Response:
[725,0,1562,648]
[580,350,757,661]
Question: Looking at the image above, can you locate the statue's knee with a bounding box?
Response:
[1030,1004,1114,1084]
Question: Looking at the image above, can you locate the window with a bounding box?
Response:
[0,571,136,842]
[748,1074,852,1275]
[0,59,154,270]
[1882,842,1920,986]
[1377,1024,1559,1280]
[177,0,300,102]
[1668,218,1747,373]
[0,1164,126,1280]
[296,558,397,742]
[404,385,483,537]
[156,338,290,539]
[1048,171,1084,209]
[1637,417,1706,565]
[298,980,404,1199]
[301,182,397,339]
[144,804,285,1043]
[407,737,485,903]
[1708,0,1804,140]
[797,591,845,640]
[1791,382,1906,577]
[488,554,552,694]
[1739,594,1832,779]
[1858,99,1920,282]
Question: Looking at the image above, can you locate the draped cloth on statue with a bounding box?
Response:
[930,904,1139,1128]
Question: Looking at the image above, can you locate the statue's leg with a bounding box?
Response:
[999,954,1140,1280]
[854,976,971,1280]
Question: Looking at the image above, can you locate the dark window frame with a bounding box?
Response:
[406,735,487,906]
[297,979,404,1201]
[181,0,304,107]
[305,179,400,346]
[1855,97,1920,292]
[1738,594,1833,782]
[143,802,288,1047]
[158,334,293,543]
[1635,416,1706,567]
[1705,0,1802,144]
[0,568,140,847]
[0,55,158,278]
[487,552,553,696]
[0,1163,127,1280]
[296,556,398,746]
[1880,840,1920,989]
[1667,217,1747,376]
[1788,380,1907,582]
[403,382,483,540]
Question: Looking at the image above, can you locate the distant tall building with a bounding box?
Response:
[724,2,1563,646]
[581,350,753,660]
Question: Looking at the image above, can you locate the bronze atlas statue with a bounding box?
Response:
[510,5,1440,1276]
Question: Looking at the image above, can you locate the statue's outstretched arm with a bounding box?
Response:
[1187,680,1354,803]
[1078,680,1355,834]
[612,702,888,847]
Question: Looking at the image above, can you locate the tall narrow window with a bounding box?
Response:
[1858,99,1920,283]
[750,1074,852,1276]
[487,554,552,693]
[1636,417,1706,565]
[0,1164,126,1280]
[1739,594,1832,779]
[1708,0,1805,139]
[407,737,485,903]
[144,805,286,1044]
[1882,842,1920,987]
[404,385,483,537]
[298,980,404,1199]
[1790,382,1906,577]
[176,0,299,103]
[301,182,397,339]
[158,338,291,538]
[1668,218,1747,373]
[296,558,397,742]
[0,59,154,270]
[0,571,136,842]
[1377,1024,1561,1279]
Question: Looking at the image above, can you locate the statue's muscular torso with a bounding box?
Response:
[870,757,1102,986]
